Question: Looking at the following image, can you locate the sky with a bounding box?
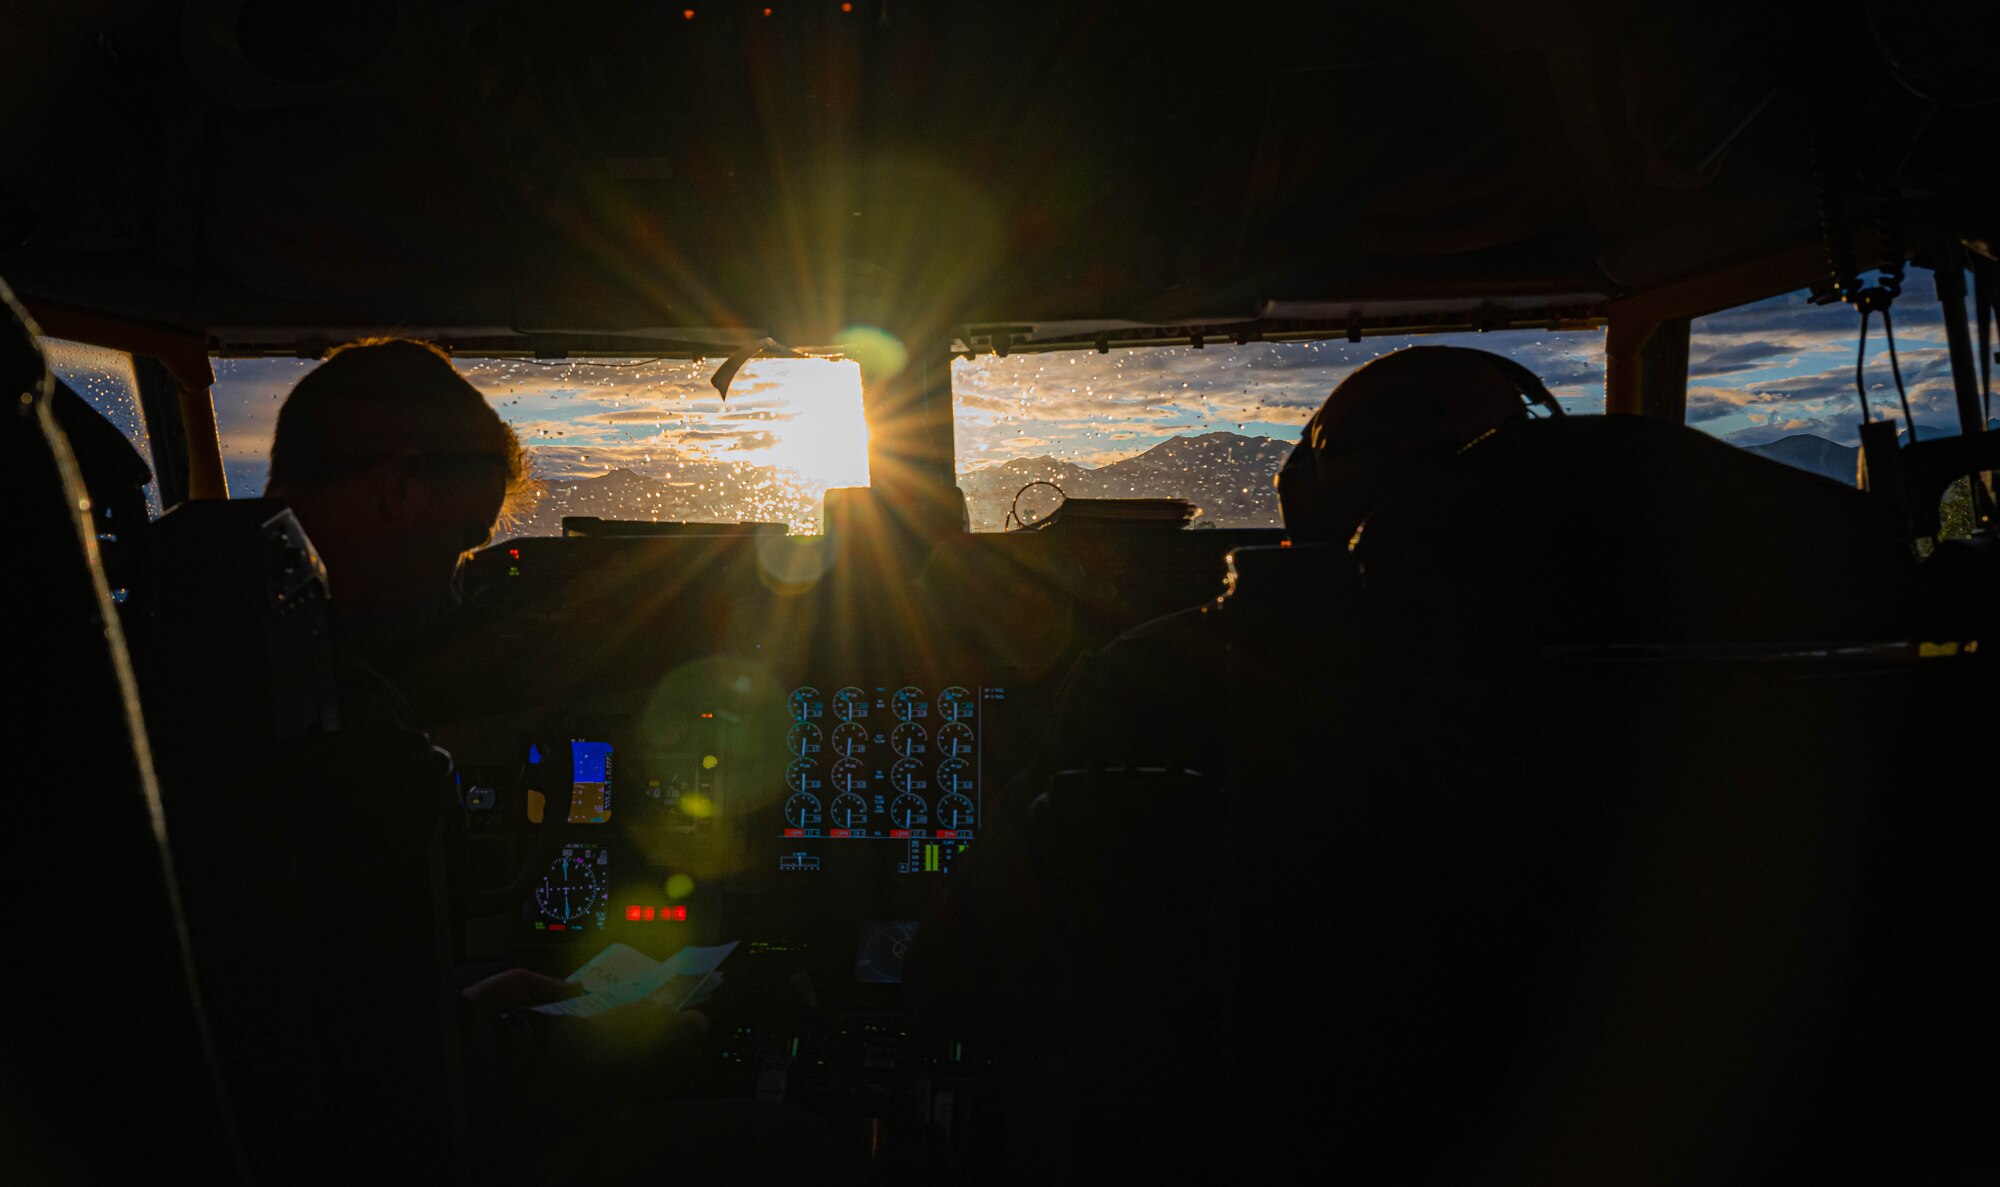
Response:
[200,268,1988,524]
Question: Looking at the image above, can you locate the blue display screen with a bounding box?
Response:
[569,740,613,825]
[572,740,613,783]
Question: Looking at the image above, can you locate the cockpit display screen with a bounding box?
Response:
[524,843,611,935]
[780,683,1000,875]
[568,739,612,825]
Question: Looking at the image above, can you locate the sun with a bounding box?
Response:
[738,358,872,489]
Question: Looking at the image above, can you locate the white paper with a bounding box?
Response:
[531,941,737,1018]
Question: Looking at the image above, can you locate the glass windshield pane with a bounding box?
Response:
[211,354,870,535]
[1687,270,1987,485]
[44,338,161,517]
[952,330,1605,531]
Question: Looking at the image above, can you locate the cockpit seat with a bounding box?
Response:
[1029,766,1231,1181]
[132,500,467,1182]
[2,279,243,1182]
[1210,411,1994,1181]
[1347,412,1925,651]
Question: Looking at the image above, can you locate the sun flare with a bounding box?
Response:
[733,358,872,489]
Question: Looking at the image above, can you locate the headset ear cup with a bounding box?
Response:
[1487,355,1564,417]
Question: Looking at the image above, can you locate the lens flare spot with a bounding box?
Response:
[701,754,720,769]
[840,325,908,383]
[666,873,696,899]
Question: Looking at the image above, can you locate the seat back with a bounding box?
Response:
[0,280,244,1182]
[1215,416,1997,1181]
[131,498,468,1184]
[1030,766,1233,1182]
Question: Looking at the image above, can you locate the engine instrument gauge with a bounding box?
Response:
[533,847,608,924]
[936,757,974,796]
[935,793,976,831]
[788,686,823,721]
[831,757,868,794]
[890,757,928,794]
[935,721,974,759]
[830,722,870,758]
[937,686,976,722]
[890,722,929,759]
[786,721,823,758]
[833,686,870,721]
[785,792,822,829]
[889,793,927,829]
[891,686,928,722]
[785,757,822,794]
[829,791,869,829]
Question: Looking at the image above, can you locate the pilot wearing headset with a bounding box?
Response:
[1276,344,1565,546]
[911,344,1565,1029]
[1056,344,1564,775]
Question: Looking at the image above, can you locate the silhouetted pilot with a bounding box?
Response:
[1051,344,1556,778]
[912,345,1560,1029]
[261,341,706,1179]
[267,338,522,727]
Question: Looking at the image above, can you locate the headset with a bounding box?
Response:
[1275,350,1564,540]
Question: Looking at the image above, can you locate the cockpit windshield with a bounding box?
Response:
[211,355,870,535]
[952,330,1608,530]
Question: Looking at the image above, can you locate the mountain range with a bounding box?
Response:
[958,431,1290,530]
[1741,434,1859,484]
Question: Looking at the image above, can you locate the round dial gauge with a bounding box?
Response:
[829,791,869,829]
[890,722,929,759]
[786,721,823,757]
[935,721,975,759]
[830,757,868,794]
[833,686,870,721]
[889,792,927,829]
[830,722,870,758]
[787,686,823,721]
[534,851,606,923]
[784,758,822,794]
[935,793,976,831]
[935,757,974,795]
[890,757,929,794]
[937,686,976,722]
[891,686,928,722]
[784,792,822,829]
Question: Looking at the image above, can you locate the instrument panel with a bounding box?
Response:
[778,682,1003,878]
[452,672,1017,952]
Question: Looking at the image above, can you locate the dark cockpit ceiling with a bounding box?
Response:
[5,0,1994,355]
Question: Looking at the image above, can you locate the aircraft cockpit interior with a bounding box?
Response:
[6,2,1998,1183]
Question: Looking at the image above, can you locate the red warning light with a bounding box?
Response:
[700,712,714,719]
[643,906,656,921]
[763,5,773,13]
[840,2,852,10]
[672,906,688,921]
[682,7,696,18]
[625,905,642,921]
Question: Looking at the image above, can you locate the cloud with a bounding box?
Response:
[1688,338,1798,378]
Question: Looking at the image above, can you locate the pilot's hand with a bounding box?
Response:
[461,967,584,1014]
